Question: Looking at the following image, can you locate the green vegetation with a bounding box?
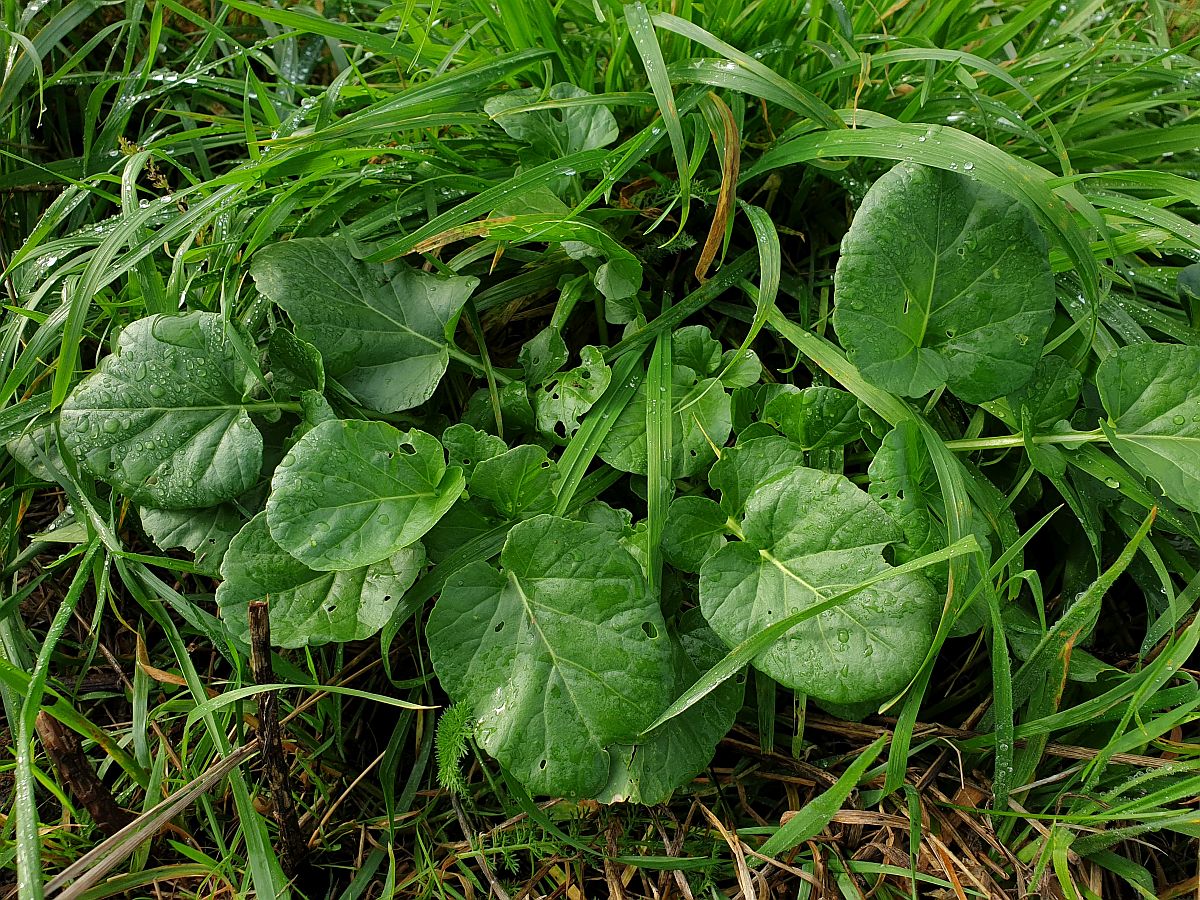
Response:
[2,0,1199,897]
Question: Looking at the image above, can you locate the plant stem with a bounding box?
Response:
[243,401,303,413]
[943,430,1107,452]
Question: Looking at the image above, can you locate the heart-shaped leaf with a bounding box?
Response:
[1097,343,1200,512]
[60,312,263,509]
[662,495,728,573]
[485,83,618,158]
[427,515,673,798]
[599,364,732,478]
[700,465,939,707]
[267,419,464,571]
[1007,355,1083,429]
[250,237,479,413]
[217,512,423,648]
[833,163,1055,403]
[709,435,806,518]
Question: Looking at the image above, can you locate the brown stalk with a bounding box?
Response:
[248,600,306,878]
[35,712,134,837]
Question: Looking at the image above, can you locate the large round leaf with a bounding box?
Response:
[833,163,1054,404]
[217,512,423,648]
[60,312,263,509]
[427,515,673,799]
[250,237,478,413]
[700,466,939,707]
[267,419,464,571]
[1097,343,1200,512]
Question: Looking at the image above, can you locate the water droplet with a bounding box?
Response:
[836,628,850,643]
[963,162,975,171]
[101,418,121,434]
[1173,414,1186,425]
[1105,477,1121,489]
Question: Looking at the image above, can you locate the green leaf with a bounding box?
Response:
[832,163,1054,403]
[519,326,569,384]
[484,83,618,159]
[470,445,559,519]
[763,386,863,451]
[250,237,479,413]
[426,515,673,799]
[709,436,806,518]
[672,325,722,377]
[867,421,944,568]
[442,423,507,479]
[599,611,744,804]
[535,346,611,442]
[422,499,503,565]
[718,348,762,389]
[267,328,324,396]
[60,312,263,509]
[139,504,242,576]
[599,364,732,478]
[1097,343,1200,512]
[1008,355,1082,429]
[662,495,728,573]
[217,512,422,648]
[700,466,939,706]
[267,420,464,571]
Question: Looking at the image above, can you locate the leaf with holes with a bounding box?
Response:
[470,444,559,519]
[60,312,263,509]
[267,419,464,571]
[832,163,1054,403]
[426,515,673,798]
[217,512,423,648]
[535,346,611,443]
[250,237,478,413]
[700,465,939,707]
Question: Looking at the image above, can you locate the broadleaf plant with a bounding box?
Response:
[43,129,1200,818]
[832,163,1055,403]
